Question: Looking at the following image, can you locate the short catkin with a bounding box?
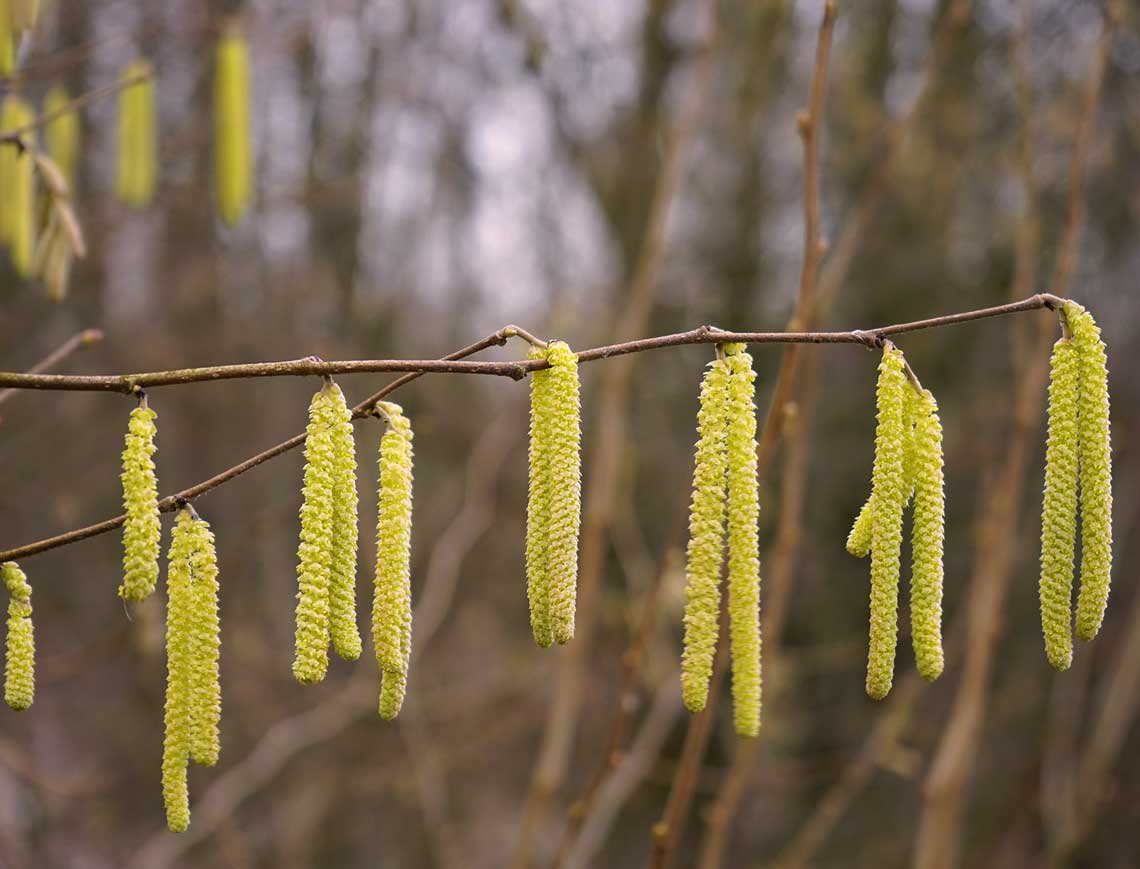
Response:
[3,562,34,712]
[525,341,583,647]
[327,384,362,662]
[725,345,762,737]
[44,87,80,188]
[909,388,945,681]
[187,515,221,768]
[116,60,156,208]
[1038,337,1080,671]
[0,97,35,276]
[866,344,908,700]
[120,403,162,602]
[214,23,252,225]
[162,509,196,833]
[293,387,337,685]
[1066,303,1113,643]
[680,354,732,713]
[373,403,414,720]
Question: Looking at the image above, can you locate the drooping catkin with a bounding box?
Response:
[44,87,80,188]
[116,60,156,208]
[187,514,221,768]
[0,97,35,276]
[0,1,13,79]
[3,562,34,712]
[293,387,336,685]
[373,402,414,720]
[525,340,583,646]
[1038,337,1079,670]
[725,345,762,738]
[909,388,945,681]
[162,509,196,833]
[680,354,731,713]
[866,343,907,700]
[120,403,162,601]
[214,23,252,226]
[1066,303,1113,643]
[327,383,362,662]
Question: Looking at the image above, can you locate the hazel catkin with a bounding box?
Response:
[3,562,34,712]
[44,87,80,189]
[214,23,252,225]
[680,354,731,713]
[162,509,196,833]
[116,60,156,208]
[1066,303,1113,643]
[373,402,414,720]
[724,345,762,737]
[120,402,162,602]
[909,388,945,681]
[0,97,35,277]
[866,343,907,700]
[187,515,221,768]
[327,383,362,663]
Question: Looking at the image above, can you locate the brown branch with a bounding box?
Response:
[0,328,103,408]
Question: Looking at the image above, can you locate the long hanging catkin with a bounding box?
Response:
[866,343,908,700]
[116,60,156,208]
[3,562,34,712]
[162,509,196,833]
[293,386,337,685]
[0,97,35,276]
[120,401,162,602]
[187,514,221,768]
[725,344,762,738]
[327,383,362,662]
[373,402,414,720]
[44,87,80,188]
[525,340,582,647]
[0,1,12,77]
[680,353,732,713]
[909,387,945,681]
[1038,336,1080,671]
[214,22,252,225]
[1066,302,1113,643]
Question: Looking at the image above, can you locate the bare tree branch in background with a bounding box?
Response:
[0,328,102,411]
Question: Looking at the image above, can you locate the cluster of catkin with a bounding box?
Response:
[525,341,583,647]
[846,343,945,700]
[292,384,416,720]
[680,344,762,738]
[1039,301,1112,670]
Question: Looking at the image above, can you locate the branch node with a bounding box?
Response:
[850,329,882,349]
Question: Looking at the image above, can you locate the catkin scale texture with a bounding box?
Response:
[1066,303,1113,643]
[0,97,35,276]
[3,563,34,712]
[293,388,336,685]
[1038,338,1079,670]
[866,345,907,700]
[725,345,762,737]
[373,404,414,719]
[525,346,554,647]
[680,356,731,713]
[909,388,945,681]
[214,26,252,225]
[327,384,362,662]
[187,517,221,768]
[162,511,195,832]
[120,405,162,601]
[116,61,156,208]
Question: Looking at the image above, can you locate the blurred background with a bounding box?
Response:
[1,0,1139,866]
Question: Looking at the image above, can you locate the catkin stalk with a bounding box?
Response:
[1066,303,1113,642]
[187,515,221,768]
[327,383,362,661]
[214,24,252,225]
[866,344,907,700]
[909,388,945,681]
[725,345,762,737]
[680,354,731,713]
[373,403,414,720]
[162,510,195,833]
[116,60,156,208]
[3,562,34,712]
[120,403,162,601]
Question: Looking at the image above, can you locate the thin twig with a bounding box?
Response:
[0,328,103,408]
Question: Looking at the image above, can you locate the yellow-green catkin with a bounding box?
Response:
[120,403,162,602]
[327,383,362,662]
[44,87,80,189]
[680,354,731,713]
[525,340,583,647]
[214,23,252,225]
[162,509,196,833]
[0,0,13,77]
[294,387,336,685]
[1067,303,1113,643]
[1038,337,1079,670]
[187,514,221,768]
[0,97,35,276]
[725,345,761,738]
[3,562,34,712]
[866,344,907,700]
[116,60,156,208]
[373,402,414,720]
[909,388,945,681]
